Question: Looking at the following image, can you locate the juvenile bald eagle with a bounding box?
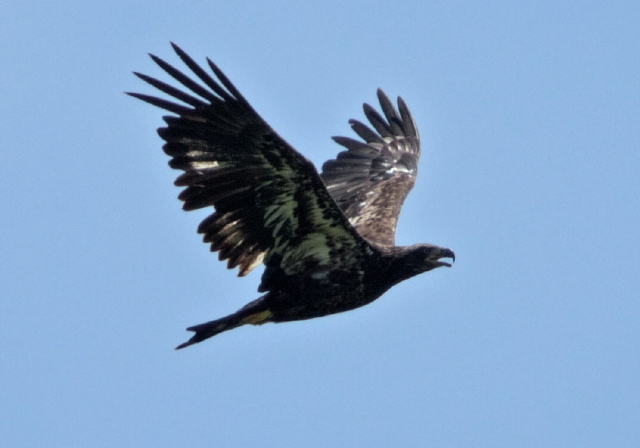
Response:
[129,44,454,349]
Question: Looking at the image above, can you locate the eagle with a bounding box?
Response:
[129,43,455,349]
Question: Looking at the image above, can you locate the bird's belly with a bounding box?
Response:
[268,274,376,322]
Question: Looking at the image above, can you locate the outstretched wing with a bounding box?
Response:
[128,43,367,280]
[320,90,421,247]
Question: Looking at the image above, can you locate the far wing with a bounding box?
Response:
[128,44,367,279]
[321,90,421,247]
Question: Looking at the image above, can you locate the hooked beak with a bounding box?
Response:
[433,247,455,268]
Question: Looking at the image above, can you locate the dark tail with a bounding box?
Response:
[175,314,244,350]
[175,297,271,349]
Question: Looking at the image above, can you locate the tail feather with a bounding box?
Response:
[175,296,272,350]
[175,315,242,350]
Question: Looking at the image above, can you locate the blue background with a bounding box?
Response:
[2,1,639,446]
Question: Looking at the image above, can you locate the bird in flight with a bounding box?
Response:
[129,43,455,349]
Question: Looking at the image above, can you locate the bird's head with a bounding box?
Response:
[408,243,455,270]
[385,244,455,286]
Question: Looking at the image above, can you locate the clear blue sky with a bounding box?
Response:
[2,1,639,447]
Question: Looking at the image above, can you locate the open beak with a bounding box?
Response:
[434,247,455,268]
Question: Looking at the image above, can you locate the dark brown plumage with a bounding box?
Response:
[128,43,454,349]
